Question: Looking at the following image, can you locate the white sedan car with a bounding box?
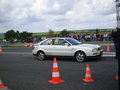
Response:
[32,37,103,62]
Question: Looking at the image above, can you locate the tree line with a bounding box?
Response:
[4,29,69,43]
[4,30,32,43]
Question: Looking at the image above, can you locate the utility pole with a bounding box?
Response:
[116,0,120,29]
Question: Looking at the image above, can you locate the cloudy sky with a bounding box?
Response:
[0,0,117,33]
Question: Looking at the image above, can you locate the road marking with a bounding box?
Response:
[103,52,115,54]
[103,52,115,56]
[103,55,115,57]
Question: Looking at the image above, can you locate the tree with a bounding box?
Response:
[60,29,69,37]
[48,29,54,37]
[20,31,32,42]
[4,29,16,42]
[96,28,99,35]
[4,30,32,43]
[15,31,21,40]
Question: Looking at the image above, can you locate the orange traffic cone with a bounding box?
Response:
[48,57,64,84]
[115,75,119,80]
[0,46,3,53]
[24,43,27,47]
[29,43,33,48]
[83,64,94,82]
[106,45,110,52]
[0,79,8,89]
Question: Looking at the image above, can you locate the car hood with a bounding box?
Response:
[80,44,100,48]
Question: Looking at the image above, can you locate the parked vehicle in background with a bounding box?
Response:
[32,37,103,62]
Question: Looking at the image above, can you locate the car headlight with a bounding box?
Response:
[92,48,98,52]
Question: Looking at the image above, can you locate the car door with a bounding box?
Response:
[52,39,74,56]
[39,39,55,55]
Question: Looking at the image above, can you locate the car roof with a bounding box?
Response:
[38,37,72,44]
[48,37,71,39]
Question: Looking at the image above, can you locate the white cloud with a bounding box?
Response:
[9,8,28,19]
[0,0,117,33]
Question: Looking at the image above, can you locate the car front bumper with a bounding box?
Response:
[86,50,103,57]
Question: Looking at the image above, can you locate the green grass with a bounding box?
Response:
[1,43,31,47]
[32,31,61,37]
[0,34,5,39]
[68,29,114,34]
[32,32,49,37]
[8,44,24,47]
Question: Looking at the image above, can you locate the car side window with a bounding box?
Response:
[41,39,53,45]
[53,39,59,45]
[58,39,66,45]
[52,39,69,45]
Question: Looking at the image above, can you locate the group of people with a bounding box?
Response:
[33,33,113,43]
[71,33,112,42]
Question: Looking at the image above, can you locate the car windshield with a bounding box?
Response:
[66,38,82,45]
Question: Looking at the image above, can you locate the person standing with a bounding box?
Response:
[116,29,120,87]
[111,30,118,58]
[111,28,120,87]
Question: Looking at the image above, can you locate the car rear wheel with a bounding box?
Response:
[37,51,45,61]
[75,51,86,62]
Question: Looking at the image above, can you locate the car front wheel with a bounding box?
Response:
[75,51,86,62]
[37,51,45,61]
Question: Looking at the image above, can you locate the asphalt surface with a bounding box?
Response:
[2,47,32,52]
[0,46,119,90]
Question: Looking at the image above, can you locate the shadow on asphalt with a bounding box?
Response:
[33,56,105,63]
